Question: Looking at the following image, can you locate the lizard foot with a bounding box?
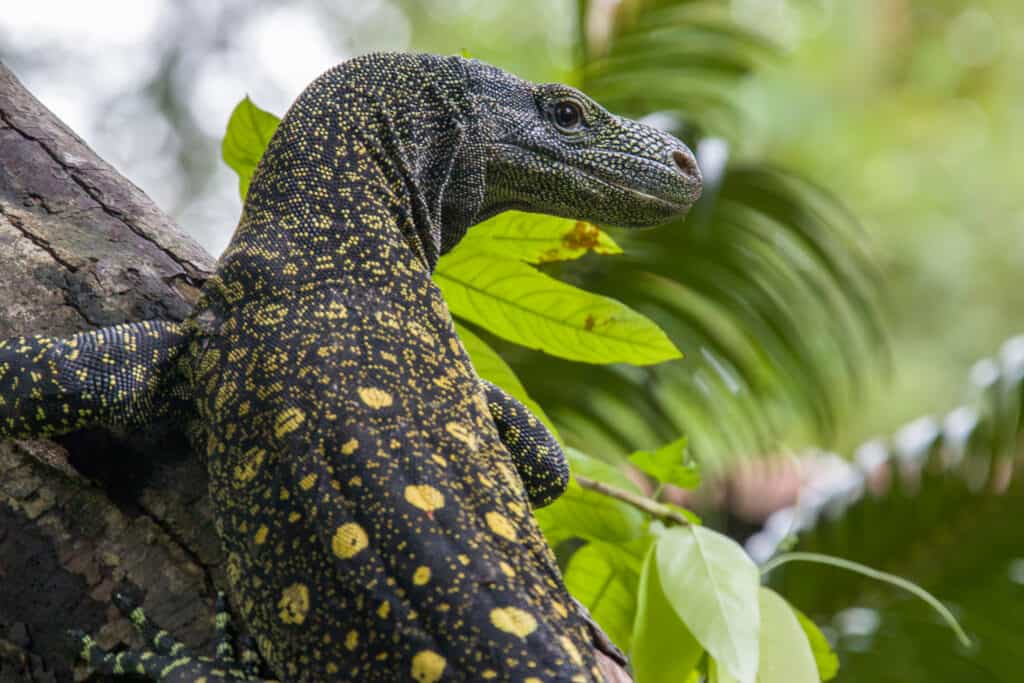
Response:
[70,591,271,682]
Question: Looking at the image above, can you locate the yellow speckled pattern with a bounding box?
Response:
[2,52,701,681]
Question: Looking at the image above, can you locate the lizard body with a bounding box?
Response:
[0,53,700,681]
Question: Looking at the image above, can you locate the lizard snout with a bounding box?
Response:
[671,147,701,184]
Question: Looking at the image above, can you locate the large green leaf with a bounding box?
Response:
[657,526,761,683]
[631,542,704,683]
[756,588,819,683]
[222,97,280,199]
[792,609,839,682]
[453,321,556,435]
[435,249,681,365]
[459,211,622,264]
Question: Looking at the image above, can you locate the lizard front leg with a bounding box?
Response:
[482,380,630,668]
[0,320,191,439]
[481,379,569,507]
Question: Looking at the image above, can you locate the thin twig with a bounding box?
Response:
[575,474,690,526]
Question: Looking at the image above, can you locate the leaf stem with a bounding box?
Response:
[761,551,972,647]
[575,474,690,526]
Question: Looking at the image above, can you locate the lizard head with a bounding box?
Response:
[464,61,703,230]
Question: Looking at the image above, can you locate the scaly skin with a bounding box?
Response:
[1,53,700,682]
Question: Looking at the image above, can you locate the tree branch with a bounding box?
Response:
[576,474,691,526]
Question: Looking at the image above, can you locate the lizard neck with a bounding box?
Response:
[215,54,485,301]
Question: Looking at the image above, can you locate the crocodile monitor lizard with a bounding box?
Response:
[0,52,701,681]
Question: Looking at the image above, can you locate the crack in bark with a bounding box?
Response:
[0,202,78,272]
[134,496,218,598]
[0,109,210,279]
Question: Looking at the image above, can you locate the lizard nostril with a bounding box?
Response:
[671,149,700,180]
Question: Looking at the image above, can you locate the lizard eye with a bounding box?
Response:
[552,100,583,131]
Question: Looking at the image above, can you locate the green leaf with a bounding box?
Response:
[629,436,701,489]
[222,97,280,199]
[453,322,557,437]
[756,588,819,683]
[435,250,681,365]
[658,526,761,683]
[534,448,647,547]
[563,538,651,653]
[631,541,704,683]
[709,658,739,683]
[792,608,839,681]
[459,211,622,264]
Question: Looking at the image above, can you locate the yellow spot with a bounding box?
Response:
[278,583,309,625]
[254,525,268,545]
[486,512,517,541]
[274,407,305,438]
[358,387,393,409]
[341,438,359,454]
[482,671,497,680]
[258,303,288,325]
[299,473,317,490]
[332,523,369,559]
[552,600,568,618]
[197,349,221,377]
[500,562,516,578]
[526,678,543,683]
[320,300,347,320]
[223,281,245,303]
[375,310,401,328]
[326,663,338,674]
[431,454,447,467]
[496,462,518,486]
[413,566,431,585]
[560,636,584,666]
[445,421,477,449]
[458,554,470,566]
[508,502,525,518]
[288,511,301,523]
[410,650,446,683]
[226,553,241,585]
[345,630,358,651]
[489,607,538,638]
[214,383,235,410]
[234,448,265,483]
[377,601,391,618]
[404,485,445,514]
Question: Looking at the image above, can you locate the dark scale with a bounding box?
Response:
[0,53,701,682]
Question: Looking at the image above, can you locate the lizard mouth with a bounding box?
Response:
[530,147,700,215]
[583,170,695,214]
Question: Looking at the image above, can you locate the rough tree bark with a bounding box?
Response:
[0,65,631,683]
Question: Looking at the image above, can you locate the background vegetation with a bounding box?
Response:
[5,0,1023,681]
